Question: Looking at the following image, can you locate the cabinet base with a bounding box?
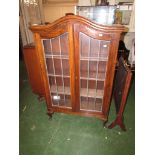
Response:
[47,111,54,119]
[47,107,107,121]
[37,95,45,101]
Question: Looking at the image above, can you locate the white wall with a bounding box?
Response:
[43,1,77,22]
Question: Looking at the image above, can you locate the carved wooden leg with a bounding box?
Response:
[103,120,108,128]
[37,95,44,102]
[108,115,126,131]
[47,111,54,119]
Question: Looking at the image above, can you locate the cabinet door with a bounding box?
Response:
[42,33,71,107]
[74,23,118,116]
[39,28,75,111]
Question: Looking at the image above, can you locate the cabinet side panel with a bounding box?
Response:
[23,45,44,97]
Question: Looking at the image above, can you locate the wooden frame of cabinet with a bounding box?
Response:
[30,15,126,121]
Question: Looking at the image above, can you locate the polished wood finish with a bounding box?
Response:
[30,15,126,121]
[108,57,132,131]
[23,44,44,100]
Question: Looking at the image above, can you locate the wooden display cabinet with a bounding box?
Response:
[30,15,126,122]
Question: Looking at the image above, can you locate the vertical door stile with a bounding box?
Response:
[34,33,53,111]
[73,24,80,111]
[102,37,120,117]
[68,22,76,111]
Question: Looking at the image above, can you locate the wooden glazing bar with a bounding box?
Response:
[59,35,66,103]
[50,38,60,106]
[94,40,100,109]
[86,37,91,109]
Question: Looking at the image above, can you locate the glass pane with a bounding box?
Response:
[54,59,62,75]
[42,33,71,108]
[46,58,54,74]
[80,60,88,78]
[62,59,70,76]
[89,61,97,78]
[42,39,52,54]
[81,97,88,110]
[95,98,102,111]
[79,32,109,112]
[51,37,60,55]
[98,61,107,79]
[60,33,69,56]
[100,41,110,58]
[80,33,89,57]
[90,38,99,58]
[88,97,95,110]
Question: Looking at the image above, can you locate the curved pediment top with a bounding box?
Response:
[30,15,127,33]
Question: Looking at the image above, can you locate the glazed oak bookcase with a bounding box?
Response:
[30,15,126,121]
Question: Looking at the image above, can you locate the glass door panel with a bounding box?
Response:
[42,33,71,108]
[79,32,110,112]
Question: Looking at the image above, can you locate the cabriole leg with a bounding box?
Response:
[108,116,126,131]
[47,111,54,119]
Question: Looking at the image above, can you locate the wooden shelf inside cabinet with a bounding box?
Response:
[29,15,126,123]
[80,57,108,61]
[45,54,69,59]
[48,74,70,78]
[80,77,105,81]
